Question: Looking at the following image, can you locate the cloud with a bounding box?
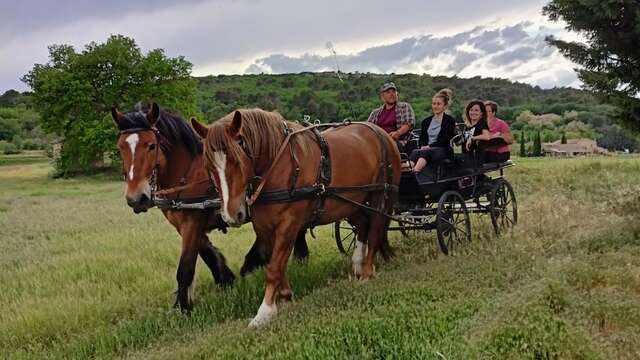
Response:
[1,0,575,91]
[245,21,579,88]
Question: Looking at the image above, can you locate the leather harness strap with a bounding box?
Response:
[249,121,398,222]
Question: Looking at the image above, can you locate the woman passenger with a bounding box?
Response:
[462,100,492,155]
[484,100,514,163]
[410,89,457,173]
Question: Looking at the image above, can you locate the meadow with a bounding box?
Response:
[1,153,639,359]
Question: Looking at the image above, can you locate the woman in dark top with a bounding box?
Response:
[410,89,456,172]
[462,100,492,156]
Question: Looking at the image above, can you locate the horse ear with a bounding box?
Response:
[229,110,242,136]
[111,107,124,126]
[191,117,209,138]
[147,102,160,125]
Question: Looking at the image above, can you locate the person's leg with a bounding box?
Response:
[413,157,427,172]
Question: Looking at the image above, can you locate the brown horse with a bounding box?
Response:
[192,109,400,326]
[111,103,309,312]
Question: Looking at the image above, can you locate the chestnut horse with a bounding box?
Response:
[192,109,400,326]
[112,103,308,312]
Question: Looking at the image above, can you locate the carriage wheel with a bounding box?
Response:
[334,220,357,255]
[436,191,471,255]
[489,179,517,235]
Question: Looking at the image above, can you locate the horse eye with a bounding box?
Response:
[148,143,156,150]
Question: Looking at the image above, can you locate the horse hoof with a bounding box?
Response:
[248,301,277,328]
[217,268,236,287]
[278,290,293,303]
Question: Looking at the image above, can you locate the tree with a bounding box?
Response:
[561,130,567,144]
[543,1,640,129]
[22,35,197,175]
[532,130,542,157]
[519,131,527,157]
[598,124,638,151]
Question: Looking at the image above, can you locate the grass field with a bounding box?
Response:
[1,154,639,359]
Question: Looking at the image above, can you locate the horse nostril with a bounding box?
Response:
[237,211,245,223]
[126,197,137,207]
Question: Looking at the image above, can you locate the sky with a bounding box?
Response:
[0,0,582,93]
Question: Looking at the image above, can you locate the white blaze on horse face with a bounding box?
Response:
[248,299,277,328]
[125,134,139,180]
[212,151,231,222]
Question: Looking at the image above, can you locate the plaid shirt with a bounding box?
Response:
[367,101,416,145]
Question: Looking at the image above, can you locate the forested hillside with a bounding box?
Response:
[194,72,635,150]
[1,71,637,159]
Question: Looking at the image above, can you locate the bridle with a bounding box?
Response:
[118,127,164,200]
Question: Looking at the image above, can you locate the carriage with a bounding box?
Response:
[334,130,517,256]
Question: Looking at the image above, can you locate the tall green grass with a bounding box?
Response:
[1,157,639,359]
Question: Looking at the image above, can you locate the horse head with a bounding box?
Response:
[192,110,252,226]
[112,102,167,213]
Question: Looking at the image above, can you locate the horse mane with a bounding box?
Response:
[204,108,314,170]
[117,105,202,157]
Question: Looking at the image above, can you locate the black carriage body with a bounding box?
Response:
[335,128,518,257]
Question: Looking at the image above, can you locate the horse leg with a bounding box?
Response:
[349,212,369,278]
[249,226,296,328]
[293,228,309,261]
[240,234,271,277]
[199,235,235,286]
[278,273,293,303]
[361,213,389,279]
[174,228,199,313]
[241,228,306,276]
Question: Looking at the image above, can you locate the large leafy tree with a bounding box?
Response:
[22,35,197,175]
[543,0,640,130]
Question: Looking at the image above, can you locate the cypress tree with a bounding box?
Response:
[519,131,526,157]
[533,130,542,156]
[561,130,567,144]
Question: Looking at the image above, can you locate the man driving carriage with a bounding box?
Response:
[367,81,416,153]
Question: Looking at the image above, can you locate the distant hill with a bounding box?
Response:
[193,72,614,126]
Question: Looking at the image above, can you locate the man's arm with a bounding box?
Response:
[367,109,378,123]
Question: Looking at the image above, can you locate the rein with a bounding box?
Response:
[243,121,398,222]
[247,124,322,206]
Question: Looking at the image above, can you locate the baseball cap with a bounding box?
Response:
[379,81,397,93]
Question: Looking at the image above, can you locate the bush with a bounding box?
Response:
[0,140,21,154]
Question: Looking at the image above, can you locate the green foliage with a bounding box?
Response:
[519,131,527,157]
[22,35,197,175]
[532,130,542,157]
[561,130,567,144]
[543,0,640,130]
[0,140,20,154]
[598,124,638,152]
[194,73,609,125]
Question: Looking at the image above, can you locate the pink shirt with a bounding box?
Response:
[487,118,510,153]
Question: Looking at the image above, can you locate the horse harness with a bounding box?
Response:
[118,127,220,211]
[245,121,399,228]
